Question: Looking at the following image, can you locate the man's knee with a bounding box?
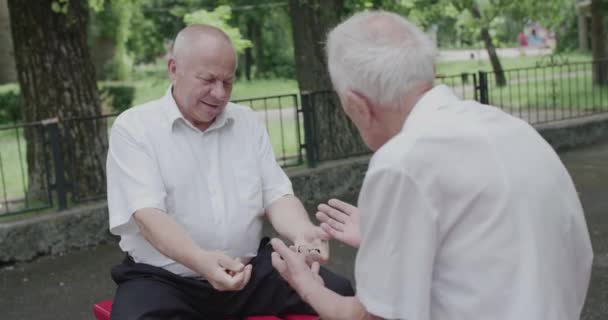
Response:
[110,279,196,320]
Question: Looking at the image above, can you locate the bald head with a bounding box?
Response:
[172,24,236,63]
[167,24,238,131]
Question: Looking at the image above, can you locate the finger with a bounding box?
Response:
[313,225,331,241]
[321,223,343,240]
[271,251,287,274]
[212,271,238,291]
[317,204,349,223]
[234,265,252,290]
[311,261,320,275]
[241,265,253,289]
[328,198,358,214]
[219,256,245,273]
[270,238,302,266]
[316,212,345,232]
[322,214,345,232]
[227,269,246,290]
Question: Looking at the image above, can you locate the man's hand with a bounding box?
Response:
[271,238,324,300]
[316,199,361,248]
[197,251,252,291]
[293,226,330,264]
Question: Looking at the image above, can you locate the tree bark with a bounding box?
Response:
[0,0,16,84]
[591,0,608,86]
[471,4,507,87]
[288,0,368,162]
[8,0,107,201]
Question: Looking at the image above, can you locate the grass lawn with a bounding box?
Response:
[0,127,28,203]
[435,52,592,77]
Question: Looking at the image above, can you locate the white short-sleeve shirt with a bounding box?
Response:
[355,85,593,320]
[106,87,293,277]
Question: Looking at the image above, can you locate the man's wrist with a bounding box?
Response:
[298,279,323,305]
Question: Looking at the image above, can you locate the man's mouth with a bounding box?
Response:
[201,101,220,109]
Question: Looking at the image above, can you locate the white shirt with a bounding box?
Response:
[355,85,593,320]
[106,87,293,277]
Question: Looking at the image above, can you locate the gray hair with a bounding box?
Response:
[326,11,437,107]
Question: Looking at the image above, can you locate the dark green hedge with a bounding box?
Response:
[0,83,135,124]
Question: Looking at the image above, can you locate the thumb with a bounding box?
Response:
[219,256,245,272]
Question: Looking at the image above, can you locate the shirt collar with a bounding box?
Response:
[162,85,235,133]
[402,84,459,131]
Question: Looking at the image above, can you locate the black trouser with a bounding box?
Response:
[110,238,354,320]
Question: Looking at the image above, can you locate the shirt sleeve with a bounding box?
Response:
[254,119,293,208]
[355,166,438,320]
[106,117,167,236]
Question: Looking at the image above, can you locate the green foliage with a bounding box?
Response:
[183,5,252,54]
[88,0,135,80]
[51,0,69,14]
[251,7,295,78]
[0,82,135,122]
[99,83,136,113]
[0,85,22,124]
[110,0,135,80]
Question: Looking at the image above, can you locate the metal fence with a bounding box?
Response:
[2,59,608,217]
[0,94,305,217]
[232,93,304,167]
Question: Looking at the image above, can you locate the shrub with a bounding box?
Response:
[0,84,22,124]
[99,82,135,113]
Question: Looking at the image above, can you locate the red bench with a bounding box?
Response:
[93,300,319,320]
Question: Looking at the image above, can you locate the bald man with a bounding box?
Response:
[106,25,353,320]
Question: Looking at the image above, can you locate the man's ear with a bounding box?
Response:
[168,58,177,83]
[343,90,373,129]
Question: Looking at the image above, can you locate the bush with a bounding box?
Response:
[0,83,135,124]
[0,84,22,124]
[99,83,135,113]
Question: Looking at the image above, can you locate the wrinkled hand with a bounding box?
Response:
[293,226,330,264]
[271,238,324,296]
[316,199,361,248]
[199,251,252,291]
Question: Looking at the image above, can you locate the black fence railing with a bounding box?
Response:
[0,121,53,216]
[2,59,608,217]
[0,94,305,217]
[232,93,304,167]
[481,59,608,124]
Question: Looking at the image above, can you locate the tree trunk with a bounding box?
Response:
[471,5,507,87]
[0,0,16,84]
[288,0,368,162]
[8,0,107,202]
[245,17,256,80]
[591,0,608,86]
[250,18,263,78]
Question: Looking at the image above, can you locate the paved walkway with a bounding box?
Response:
[2,141,608,319]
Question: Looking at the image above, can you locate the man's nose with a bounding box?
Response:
[210,81,227,100]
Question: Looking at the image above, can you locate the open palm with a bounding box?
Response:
[315,199,361,248]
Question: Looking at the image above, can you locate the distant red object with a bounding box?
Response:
[93,300,319,320]
[518,32,528,47]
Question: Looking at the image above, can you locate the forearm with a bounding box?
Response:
[300,283,376,320]
[266,195,315,242]
[133,208,207,273]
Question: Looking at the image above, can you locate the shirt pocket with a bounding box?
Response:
[234,165,263,213]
